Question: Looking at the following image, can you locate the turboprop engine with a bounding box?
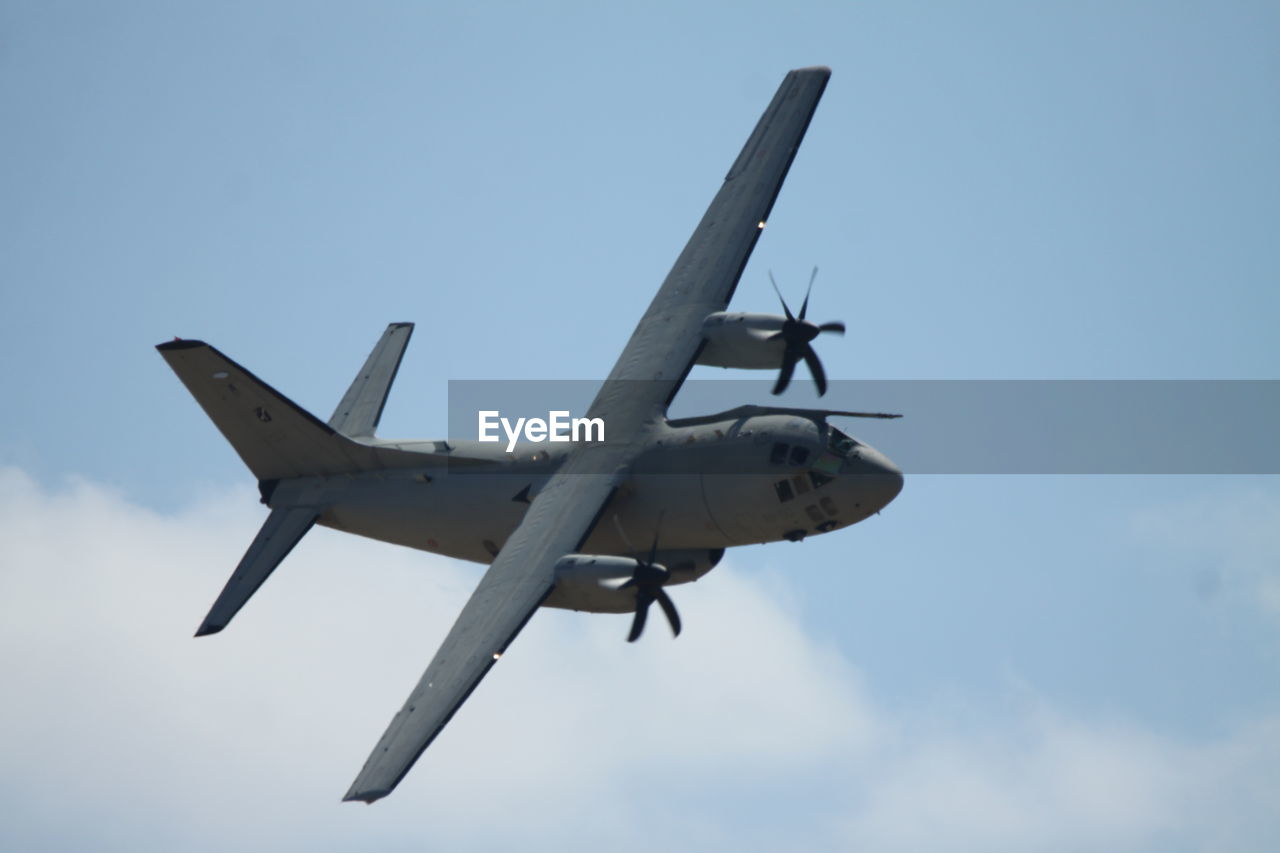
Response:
[545,548,724,641]
[696,268,846,395]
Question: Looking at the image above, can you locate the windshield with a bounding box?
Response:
[827,425,858,456]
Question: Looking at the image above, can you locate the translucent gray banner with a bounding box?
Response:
[446,380,1280,474]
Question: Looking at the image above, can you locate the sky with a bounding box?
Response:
[2,1,1279,850]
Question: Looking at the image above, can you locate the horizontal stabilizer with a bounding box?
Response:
[196,506,319,636]
[157,339,439,480]
[330,323,414,438]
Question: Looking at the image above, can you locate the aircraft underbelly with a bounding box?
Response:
[319,474,532,564]
[577,472,729,553]
[317,468,738,566]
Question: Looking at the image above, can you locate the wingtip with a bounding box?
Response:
[343,788,388,804]
[156,338,208,352]
[194,622,224,637]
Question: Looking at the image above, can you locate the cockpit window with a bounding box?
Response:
[789,446,810,466]
[770,442,789,465]
[828,426,858,456]
[774,479,794,502]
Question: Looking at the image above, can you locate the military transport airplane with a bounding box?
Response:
[157,66,903,803]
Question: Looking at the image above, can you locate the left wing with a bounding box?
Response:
[344,66,831,802]
[343,459,621,802]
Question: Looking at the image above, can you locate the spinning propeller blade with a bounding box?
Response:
[620,517,681,642]
[767,267,845,396]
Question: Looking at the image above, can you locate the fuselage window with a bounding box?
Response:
[774,479,794,502]
[805,504,824,523]
[789,446,810,466]
[792,474,811,495]
[820,496,838,517]
[809,471,834,489]
[770,442,790,465]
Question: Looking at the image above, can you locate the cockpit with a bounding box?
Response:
[827,424,860,456]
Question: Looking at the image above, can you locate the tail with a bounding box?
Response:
[157,324,418,635]
[156,324,414,480]
[327,322,413,438]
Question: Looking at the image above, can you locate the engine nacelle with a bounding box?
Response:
[697,312,788,369]
[546,554,648,613]
[543,548,724,613]
[646,547,724,582]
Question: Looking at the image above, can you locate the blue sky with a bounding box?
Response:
[2,2,1278,850]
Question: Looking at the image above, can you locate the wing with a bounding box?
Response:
[343,458,621,803]
[344,66,831,803]
[588,66,831,437]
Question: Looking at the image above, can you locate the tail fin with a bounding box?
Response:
[328,323,414,437]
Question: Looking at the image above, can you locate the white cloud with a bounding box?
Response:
[1,467,1278,852]
[837,709,1280,852]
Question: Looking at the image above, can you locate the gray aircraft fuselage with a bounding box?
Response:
[270,412,902,613]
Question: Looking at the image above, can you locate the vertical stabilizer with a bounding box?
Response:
[329,323,414,437]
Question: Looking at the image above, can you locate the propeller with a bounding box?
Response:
[767,266,846,396]
[619,519,682,643]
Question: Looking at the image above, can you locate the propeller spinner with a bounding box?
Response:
[767,267,846,396]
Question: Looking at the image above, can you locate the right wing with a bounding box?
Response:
[587,66,831,431]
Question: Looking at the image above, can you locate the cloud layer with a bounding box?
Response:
[2,468,1276,851]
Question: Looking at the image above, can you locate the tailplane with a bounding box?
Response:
[158,324,422,634]
[329,322,413,437]
[195,506,318,636]
[157,329,419,481]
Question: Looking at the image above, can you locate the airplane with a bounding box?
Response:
[157,66,904,803]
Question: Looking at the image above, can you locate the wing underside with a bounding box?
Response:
[343,463,620,802]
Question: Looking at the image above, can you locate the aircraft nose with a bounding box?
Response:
[850,443,903,511]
